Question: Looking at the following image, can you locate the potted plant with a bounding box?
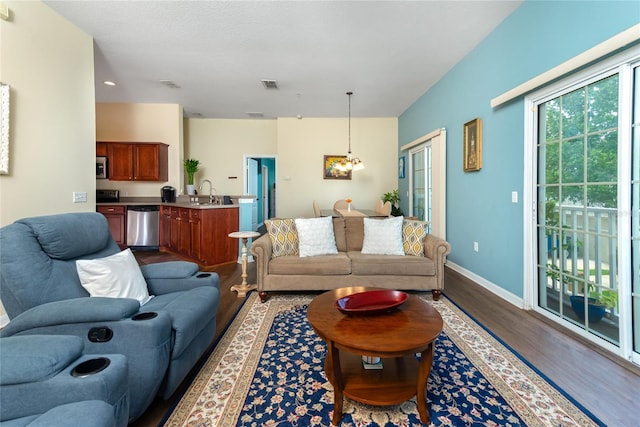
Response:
[184,158,199,195]
[548,265,617,322]
[382,189,403,216]
[569,287,618,323]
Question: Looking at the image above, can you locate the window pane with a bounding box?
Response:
[562,88,586,138]
[562,137,584,183]
[587,130,618,183]
[542,142,559,184]
[588,184,617,209]
[588,75,619,133]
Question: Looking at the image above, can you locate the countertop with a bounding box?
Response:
[97,202,239,210]
[97,195,253,210]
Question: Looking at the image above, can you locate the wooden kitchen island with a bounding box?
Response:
[160,204,239,267]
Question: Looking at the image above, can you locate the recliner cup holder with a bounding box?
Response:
[132,312,158,321]
[196,273,211,278]
[71,357,111,378]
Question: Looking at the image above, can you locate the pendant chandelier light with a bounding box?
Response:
[338,91,364,172]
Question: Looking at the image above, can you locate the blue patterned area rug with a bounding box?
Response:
[161,293,603,427]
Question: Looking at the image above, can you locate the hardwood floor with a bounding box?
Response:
[131,251,640,426]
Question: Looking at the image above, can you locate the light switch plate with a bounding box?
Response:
[73,192,87,203]
[511,191,518,203]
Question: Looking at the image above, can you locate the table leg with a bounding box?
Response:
[230,236,257,297]
[416,342,435,425]
[325,341,343,426]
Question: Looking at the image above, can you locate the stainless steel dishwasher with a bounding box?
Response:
[126,205,160,249]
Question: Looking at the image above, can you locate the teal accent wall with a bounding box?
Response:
[398,1,639,298]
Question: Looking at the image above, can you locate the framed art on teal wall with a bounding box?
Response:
[398,156,405,179]
[463,118,482,172]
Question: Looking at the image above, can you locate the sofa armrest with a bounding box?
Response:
[423,234,452,290]
[140,261,199,280]
[0,298,140,337]
[140,262,219,294]
[250,234,272,291]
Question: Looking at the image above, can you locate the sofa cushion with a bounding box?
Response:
[265,219,299,257]
[18,213,113,260]
[76,248,153,306]
[402,219,430,256]
[142,286,219,359]
[349,251,436,276]
[268,253,351,275]
[332,218,347,252]
[0,335,84,385]
[344,217,365,252]
[295,217,338,257]
[361,216,404,255]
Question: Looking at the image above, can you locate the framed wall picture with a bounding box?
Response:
[463,118,482,172]
[323,155,351,180]
[0,83,9,175]
[398,156,405,179]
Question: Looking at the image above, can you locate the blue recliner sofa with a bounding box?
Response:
[0,213,221,421]
[0,334,128,427]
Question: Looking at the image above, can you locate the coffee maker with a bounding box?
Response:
[161,186,176,203]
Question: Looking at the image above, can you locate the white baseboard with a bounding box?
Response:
[446,261,525,309]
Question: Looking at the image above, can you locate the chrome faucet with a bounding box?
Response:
[199,179,215,204]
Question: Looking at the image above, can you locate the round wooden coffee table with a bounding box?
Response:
[307,287,443,426]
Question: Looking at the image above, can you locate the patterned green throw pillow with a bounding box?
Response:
[402,220,429,256]
[265,219,299,258]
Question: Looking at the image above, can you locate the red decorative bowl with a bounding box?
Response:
[335,290,408,315]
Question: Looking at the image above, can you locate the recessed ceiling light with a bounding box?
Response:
[103,81,116,86]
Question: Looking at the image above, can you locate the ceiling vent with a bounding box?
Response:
[261,79,278,89]
[159,80,180,89]
[246,112,264,118]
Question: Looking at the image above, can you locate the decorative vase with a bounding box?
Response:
[186,184,196,195]
[347,203,351,212]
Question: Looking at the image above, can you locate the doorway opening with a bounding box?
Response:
[244,156,277,231]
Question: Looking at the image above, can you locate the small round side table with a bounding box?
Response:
[228,231,261,297]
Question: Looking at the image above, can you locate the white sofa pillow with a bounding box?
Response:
[361,216,405,255]
[294,216,338,257]
[76,248,153,305]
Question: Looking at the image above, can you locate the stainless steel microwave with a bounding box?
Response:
[96,156,107,179]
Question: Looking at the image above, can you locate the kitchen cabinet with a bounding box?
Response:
[103,142,168,181]
[96,141,108,157]
[160,205,239,266]
[97,205,126,247]
[161,207,171,247]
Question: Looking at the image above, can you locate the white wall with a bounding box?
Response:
[185,118,278,196]
[0,1,96,226]
[96,103,183,197]
[276,117,398,218]
[186,116,398,218]
[0,1,96,325]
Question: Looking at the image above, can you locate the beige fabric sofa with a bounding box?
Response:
[250,217,451,302]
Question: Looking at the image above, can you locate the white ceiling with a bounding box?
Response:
[44,0,522,119]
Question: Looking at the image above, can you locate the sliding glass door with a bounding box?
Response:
[405,128,447,239]
[410,144,431,228]
[530,50,639,361]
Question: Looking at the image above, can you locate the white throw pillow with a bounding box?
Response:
[361,216,405,255]
[76,248,153,306]
[294,216,338,257]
